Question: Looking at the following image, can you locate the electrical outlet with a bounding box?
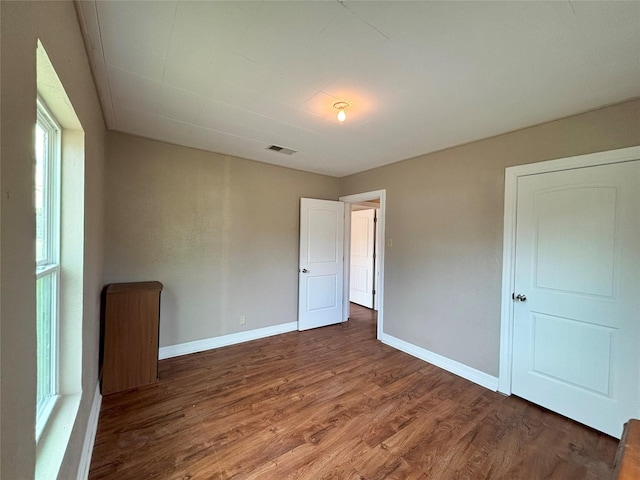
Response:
[240,315,246,326]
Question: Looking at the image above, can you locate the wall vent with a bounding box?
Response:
[266,144,297,155]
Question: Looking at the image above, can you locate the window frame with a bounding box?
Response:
[35,97,62,441]
[35,99,60,268]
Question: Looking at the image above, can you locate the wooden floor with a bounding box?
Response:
[89,304,617,479]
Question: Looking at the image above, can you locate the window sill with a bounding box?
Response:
[36,392,81,480]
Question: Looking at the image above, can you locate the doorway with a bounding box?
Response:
[340,190,386,340]
[349,203,379,310]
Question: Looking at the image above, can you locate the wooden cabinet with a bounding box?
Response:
[102,281,163,395]
[614,419,640,480]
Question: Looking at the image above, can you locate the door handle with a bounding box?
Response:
[513,293,527,302]
[301,268,309,273]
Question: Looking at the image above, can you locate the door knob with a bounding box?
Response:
[513,293,527,302]
[301,268,309,273]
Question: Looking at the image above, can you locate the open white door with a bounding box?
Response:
[511,160,639,438]
[298,198,344,331]
[350,209,375,308]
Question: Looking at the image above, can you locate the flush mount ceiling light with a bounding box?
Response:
[333,101,349,122]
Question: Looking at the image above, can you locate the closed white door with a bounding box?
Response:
[298,198,345,331]
[512,160,640,438]
[350,209,375,308]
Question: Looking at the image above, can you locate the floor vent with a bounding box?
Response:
[266,144,297,155]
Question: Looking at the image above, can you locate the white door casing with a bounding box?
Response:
[499,146,640,439]
[298,198,345,331]
[350,209,375,308]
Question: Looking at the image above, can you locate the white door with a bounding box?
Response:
[298,198,345,331]
[511,160,640,438]
[350,209,375,308]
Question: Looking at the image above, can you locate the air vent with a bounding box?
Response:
[266,144,297,155]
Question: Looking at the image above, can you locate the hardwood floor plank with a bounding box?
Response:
[90,304,617,479]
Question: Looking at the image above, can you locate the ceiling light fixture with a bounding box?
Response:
[333,101,349,122]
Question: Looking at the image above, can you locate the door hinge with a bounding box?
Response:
[372,289,376,295]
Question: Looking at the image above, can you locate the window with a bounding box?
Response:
[35,41,87,479]
[35,98,61,439]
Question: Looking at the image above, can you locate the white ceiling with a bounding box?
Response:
[77,1,640,177]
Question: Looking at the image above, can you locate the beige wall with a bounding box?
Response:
[104,132,340,347]
[0,2,105,478]
[341,99,640,377]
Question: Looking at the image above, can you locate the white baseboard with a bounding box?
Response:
[379,333,499,391]
[77,382,102,480]
[159,322,298,360]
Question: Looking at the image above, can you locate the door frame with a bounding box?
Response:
[498,146,640,395]
[340,189,386,340]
